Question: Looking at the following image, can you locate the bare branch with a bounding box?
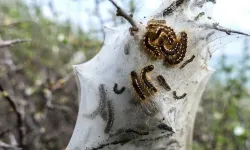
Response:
[42,74,73,115]
[47,104,72,113]
[0,39,30,48]
[0,21,22,28]
[0,140,21,150]
[208,23,250,36]
[0,84,25,148]
[0,21,20,27]
[51,73,74,91]
[0,20,32,27]
[0,128,11,138]
[108,0,138,33]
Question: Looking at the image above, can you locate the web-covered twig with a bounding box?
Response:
[208,23,250,36]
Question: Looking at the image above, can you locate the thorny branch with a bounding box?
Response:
[0,84,25,148]
[108,0,138,35]
[0,39,30,48]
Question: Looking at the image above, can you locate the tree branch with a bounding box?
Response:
[208,23,250,36]
[0,21,21,27]
[0,20,32,28]
[0,128,11,138]
[0,84,25,148]
[0,39,30,48]
[0,140,21,150]
[108,0,138,34]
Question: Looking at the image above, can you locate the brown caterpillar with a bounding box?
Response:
[125,128,149,135]
[130,71,147,101]
[99,84,108,120]
[158,123,174,133]
[142,32,162,59]
[157,75,171,91]
[173,91,187,99]
[141,65,157,94]
[179,55,195,69]
[147,19,166,26]
[142,19,188,65]
[164,32,187,65]
[154,27,177,46]
[113,83,126,94]
[104,100,114,133]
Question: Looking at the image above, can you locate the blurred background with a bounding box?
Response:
[0,0,249,150]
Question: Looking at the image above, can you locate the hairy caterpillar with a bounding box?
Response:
[141,19,188,65]
[130,71,147,101]
[141,65,157,94]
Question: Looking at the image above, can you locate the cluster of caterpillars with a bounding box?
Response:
[130,65,157,102]
[130,66,187,102]
[130,19,191,103]
[142,19,188,65]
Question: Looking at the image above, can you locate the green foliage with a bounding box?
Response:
[193,39,250,150]
[0,1,101,150]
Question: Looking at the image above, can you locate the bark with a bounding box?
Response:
[66,0,249,150]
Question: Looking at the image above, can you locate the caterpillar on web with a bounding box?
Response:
[130,71,147,101]
[141,19,188,65]
[140,65,157,94]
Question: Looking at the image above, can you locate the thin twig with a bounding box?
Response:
[0,21,21,27]
[0,39,30,48]
[108,0,138,32]
[0,128,11,138]
[51,73,74,91]
[0,20,32,27]
[206,24,250,36]
[0,140,21,150]
[0,21,23,28]
[47,104,72,113]
[0,84,24,148]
